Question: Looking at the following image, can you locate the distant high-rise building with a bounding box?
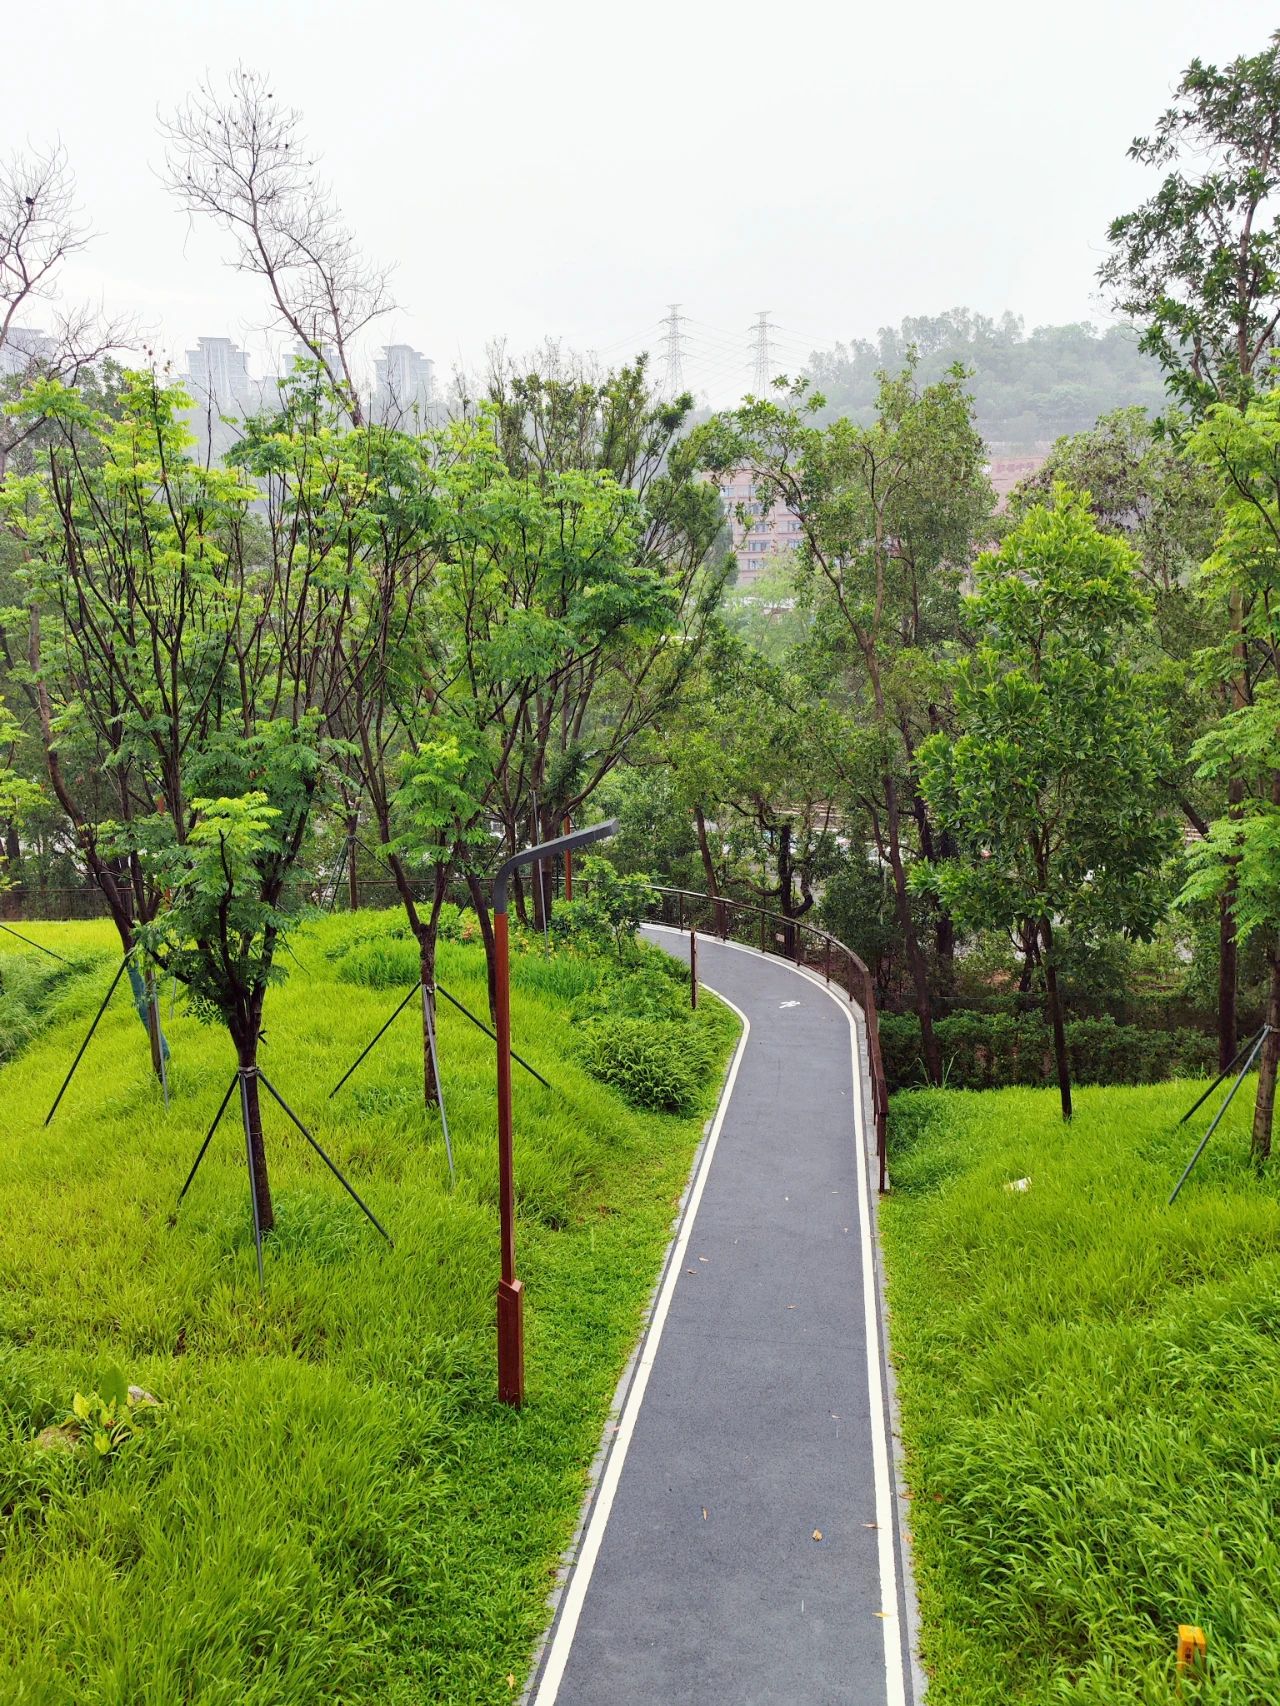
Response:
[180,336,266,465]
[0,325,56,381]
[372,344,436,428]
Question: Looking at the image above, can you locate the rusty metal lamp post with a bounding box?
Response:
[492,817,617,1406]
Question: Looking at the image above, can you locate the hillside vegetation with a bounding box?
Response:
[883,1081,1280,1704]
[0,913,736,1705]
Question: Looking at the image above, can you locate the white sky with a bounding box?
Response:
[4,0,1277,403]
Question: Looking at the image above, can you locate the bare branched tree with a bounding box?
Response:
[161,67,394,425]
[1,143,88,350]
[0,143,129,477]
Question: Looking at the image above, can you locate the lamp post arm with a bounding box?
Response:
[493,818,619,914]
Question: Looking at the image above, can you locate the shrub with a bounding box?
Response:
[572,954,691,1025]
[566,855,655,955]
[880,1010,1218,1093]
[578,1017,712,1115]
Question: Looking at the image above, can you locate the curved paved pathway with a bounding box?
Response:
[527,930,918,1706]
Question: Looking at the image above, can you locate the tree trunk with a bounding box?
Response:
[935,910,955,993]
[144,968,165,1079]
[1219,884,1239,1071]
[1218,775,1244,1072]
[346,819,360,912]
[694,804,720,900]
[883,773,941,1085]
[467,869,499,1022]
[1017,924,1038,1006]
[235,1034,275,1234]
[1041,919,1072,1122]
[1252,945,1280,1168]
[3,820,22,898]
[933,829,956,994]
[1220,591,1249,1070]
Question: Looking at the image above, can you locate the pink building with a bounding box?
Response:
[714,468,804,586]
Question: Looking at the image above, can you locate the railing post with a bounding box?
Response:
[690,925,698,1010]
[825,938,832,983]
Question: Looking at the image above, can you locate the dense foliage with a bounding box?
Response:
[806,311,1167,449]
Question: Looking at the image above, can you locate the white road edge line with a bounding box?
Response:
[645,925,908,1706]
[529,985,752,1706]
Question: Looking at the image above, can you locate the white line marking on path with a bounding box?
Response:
[530,989,751,1706]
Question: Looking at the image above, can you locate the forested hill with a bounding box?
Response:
[806,310,1168,451]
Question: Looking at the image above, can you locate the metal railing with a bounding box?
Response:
[638,884,890,1193]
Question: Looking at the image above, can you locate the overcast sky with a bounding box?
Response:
[4,0,1277,402]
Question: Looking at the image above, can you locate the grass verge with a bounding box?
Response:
[0,912,737,1704]
[882,1080,1280,1704]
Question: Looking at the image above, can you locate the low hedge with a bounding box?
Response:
[880,1011,1218,1093]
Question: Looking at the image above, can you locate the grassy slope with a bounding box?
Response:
[882,1082,1280,1705]
[0,913,736,1705]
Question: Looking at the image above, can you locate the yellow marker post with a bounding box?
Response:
[1176,1625,1207,1688]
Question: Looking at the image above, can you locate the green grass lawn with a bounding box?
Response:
[883,1080,1280,1704]
[0,911,736,1705]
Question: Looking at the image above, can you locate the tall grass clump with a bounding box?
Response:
[0,911,738,1704]
[883,1081,1280,1703]
[0,938,111,1063]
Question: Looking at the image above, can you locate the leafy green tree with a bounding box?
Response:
[1100,33,1280,413]
[917,489,1176,1119]
[1012,411,1244,1062]
[0,694,37,889]
[6,370,390,1231]
[591,762,700,890]
[1100,34,1280,1074]
[807,312,1165,451]
[633,634,847,940]
[481,356,725,929]
[1180,388,1280,1160]
[699,363,993,1080]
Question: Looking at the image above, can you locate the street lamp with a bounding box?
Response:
[492,817,618,1406]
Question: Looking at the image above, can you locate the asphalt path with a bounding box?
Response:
[527,930,917,1706]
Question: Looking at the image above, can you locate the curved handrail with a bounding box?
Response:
[635,883,890,1193]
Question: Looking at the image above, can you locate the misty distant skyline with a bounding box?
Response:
[4,0,1277,403]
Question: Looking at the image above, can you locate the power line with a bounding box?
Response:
[590,322,663,357]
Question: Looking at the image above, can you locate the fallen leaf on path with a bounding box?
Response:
[812,1529,823,1541]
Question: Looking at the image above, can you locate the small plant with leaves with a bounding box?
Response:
[39,1369,161,1459]
[572,854,655,956]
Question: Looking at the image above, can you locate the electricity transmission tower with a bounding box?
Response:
[661,303,687,396]
[750,309,779,394]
